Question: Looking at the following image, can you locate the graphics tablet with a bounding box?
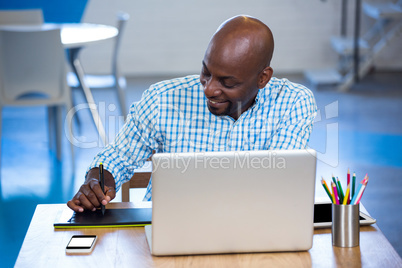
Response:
[314,202,376,228]
[54,207,152,228]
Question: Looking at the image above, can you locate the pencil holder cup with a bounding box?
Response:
[332,203,360,247]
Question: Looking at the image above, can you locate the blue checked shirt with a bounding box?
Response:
[88,75,317,201]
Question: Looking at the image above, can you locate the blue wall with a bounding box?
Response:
[0,0,88,23]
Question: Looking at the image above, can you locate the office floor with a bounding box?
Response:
[0,71,401,267]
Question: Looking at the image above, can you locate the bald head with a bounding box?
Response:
[207,15,274,72]
[200,16,275,120]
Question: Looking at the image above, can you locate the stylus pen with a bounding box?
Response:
[99,163,105,216]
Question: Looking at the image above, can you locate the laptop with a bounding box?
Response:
[145,149,317,256]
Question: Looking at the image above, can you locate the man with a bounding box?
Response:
[67,15,317,212]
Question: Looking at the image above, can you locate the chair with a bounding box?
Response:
[0,28,74,173]
[67,12,129,118]
[121,151,155,202]
[0,9,44,25]
[121,165,152,202]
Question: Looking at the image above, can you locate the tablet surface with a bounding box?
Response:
[54,207,152,228]
[313,202,376,228]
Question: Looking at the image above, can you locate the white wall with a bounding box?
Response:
[80,0,402,76]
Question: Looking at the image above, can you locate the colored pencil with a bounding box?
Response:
[321,178,333,203]
[351,181,363,204]
[332,174,341,203]
[352,172,356,197]
[332,182,339,205]
[331,174,337,186]
[336,177,345,204]
[347,169,351,204]
[351,175,368,204]
[354,177,369,205]
[330,184,336,204]
[343,183,350,205]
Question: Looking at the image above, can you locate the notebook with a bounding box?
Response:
[145,149,317,256]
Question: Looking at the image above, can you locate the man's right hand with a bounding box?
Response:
[67,168,116,212]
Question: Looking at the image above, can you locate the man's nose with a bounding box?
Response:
[203,79,221,97]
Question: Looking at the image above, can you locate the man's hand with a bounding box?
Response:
[67,167,116,212]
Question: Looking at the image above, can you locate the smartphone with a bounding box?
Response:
[314,202,376,228]
[66,235,97,254]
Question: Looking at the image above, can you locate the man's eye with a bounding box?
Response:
[202,71,211,77]
[222,82,236,88]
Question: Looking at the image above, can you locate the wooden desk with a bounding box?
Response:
[15,203,402,267]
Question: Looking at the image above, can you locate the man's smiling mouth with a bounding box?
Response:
[208,99,226,104]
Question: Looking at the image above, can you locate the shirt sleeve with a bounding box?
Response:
[268,90,317,150]
[87,92,161,192]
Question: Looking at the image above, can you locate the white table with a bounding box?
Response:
[62,23,117,146]
[0,23,118,145]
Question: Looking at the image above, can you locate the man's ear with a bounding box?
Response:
[258,66,273,89]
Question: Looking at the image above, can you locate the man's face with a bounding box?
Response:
[200,48,262,120]
[200,37,262,120]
